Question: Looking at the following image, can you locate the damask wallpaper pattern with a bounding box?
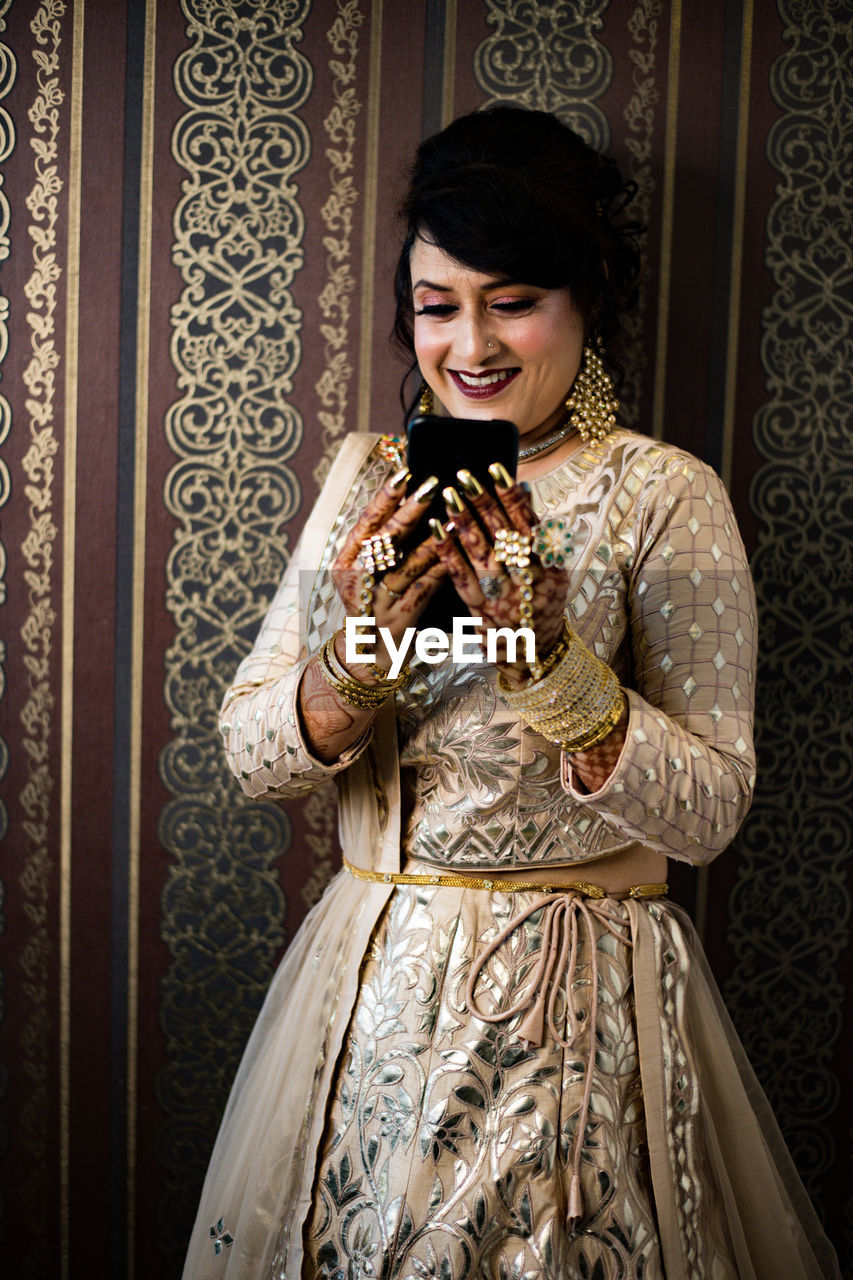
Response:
[158,5,311,1250]
[0,2,849,1277]
[723,0,853,1206]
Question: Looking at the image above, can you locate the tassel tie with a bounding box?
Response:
[464,891,632,1230]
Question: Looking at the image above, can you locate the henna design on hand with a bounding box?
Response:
[434,477,568,679]
[570,708,628,793]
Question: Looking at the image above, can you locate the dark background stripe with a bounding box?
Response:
[422,0,448,138]
[111,2,148,1275]
[705,0,749,475]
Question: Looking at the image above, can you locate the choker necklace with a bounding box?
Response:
[518,417,576,461]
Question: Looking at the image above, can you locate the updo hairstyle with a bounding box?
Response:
[393,106,643,395]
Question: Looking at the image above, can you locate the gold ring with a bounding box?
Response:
[377,579,404,601]
[531,517,573,568]
[494,529,533,570]
[359,533,398,574]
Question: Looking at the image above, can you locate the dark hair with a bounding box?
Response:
[393,106,643,401]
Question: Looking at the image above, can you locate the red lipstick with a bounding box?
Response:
[448,368,519,400]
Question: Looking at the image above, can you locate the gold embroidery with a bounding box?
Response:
[268,892,373,1280]
[306,886,664,1277]
[649,903,735,1268]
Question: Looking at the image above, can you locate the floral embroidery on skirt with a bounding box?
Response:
[303,883,666,1280]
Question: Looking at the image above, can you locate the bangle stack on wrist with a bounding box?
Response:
[527,616,573,683]
[499,622,626,753]
[318,632,409,710]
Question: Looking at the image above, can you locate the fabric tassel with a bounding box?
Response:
[517,998,546,1047]
[567,1172,583,1226]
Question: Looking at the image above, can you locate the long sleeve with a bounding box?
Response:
[219,433,386,800]
[561,449,757,864]
[218,583,371,802]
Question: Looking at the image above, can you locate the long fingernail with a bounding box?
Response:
[389,467,411,491]
[413,475,439,503]
[456,468,484,498]
[488,461,514,489]
[442,485,465,514]
[428,517,447,540]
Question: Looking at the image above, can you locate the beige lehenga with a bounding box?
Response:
[181,430,840,1280]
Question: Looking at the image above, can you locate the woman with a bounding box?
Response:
[183,108,839,1279]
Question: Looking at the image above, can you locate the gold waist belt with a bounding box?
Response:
[343,856,667,900]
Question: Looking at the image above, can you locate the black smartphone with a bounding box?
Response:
[406,414,519,524]
[405,415,519,630]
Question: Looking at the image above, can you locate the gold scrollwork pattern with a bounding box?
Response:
[160,0,312,1259]
[18,0,65,1265]
[0,0,14,1251]
[474,0,613,150]
[617,0,661,425]
[723,1,852,1210]
[314,0,363,488]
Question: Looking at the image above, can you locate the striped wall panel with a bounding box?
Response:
[0,2,848,1274]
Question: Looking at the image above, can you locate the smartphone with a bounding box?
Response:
[406,415,519,524]
[405,415,519,630]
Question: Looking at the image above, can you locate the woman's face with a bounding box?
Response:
[410,238,585,442]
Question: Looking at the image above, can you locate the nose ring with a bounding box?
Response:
[487,340,494,349]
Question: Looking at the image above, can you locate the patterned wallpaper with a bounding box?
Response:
[0,1,849,1276]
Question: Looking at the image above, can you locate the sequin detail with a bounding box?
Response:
[304,885,663,1278]
[210,1218,234,1256]
[396,433,756,870]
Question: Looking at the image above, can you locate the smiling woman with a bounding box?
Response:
[181,107,840,1280]
[410,240,585,445]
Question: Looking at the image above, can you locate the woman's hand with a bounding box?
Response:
[431,466,627,788]
[298,467,447,763]
[332,468,447,673]
[431,468,567,683]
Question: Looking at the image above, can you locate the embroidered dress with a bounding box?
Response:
[305,884,671,1278]
[181,431,840,1280]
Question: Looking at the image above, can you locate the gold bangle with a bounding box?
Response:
[498,629,588,709]
[318,631,411,710]
[318,670,387,710]
[558,693,627,753]
[538,618,573,676]
[326,631,410,690]
[318,636,390,709]
[499,627,625,753]
[519,616,573,684]
[527,676,625,747]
